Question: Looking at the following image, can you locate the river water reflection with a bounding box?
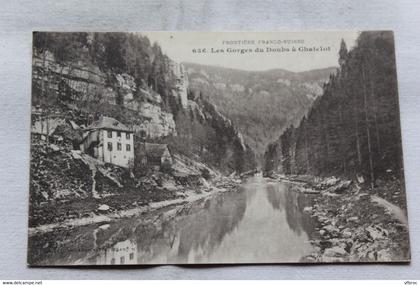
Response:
[28,176,318,265]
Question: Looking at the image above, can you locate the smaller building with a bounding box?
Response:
[52,120,83,150]
[138,143,173,169]
[80,116,134,168]
[31,114,65,139]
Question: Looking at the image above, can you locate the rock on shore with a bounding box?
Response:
[296,176,410,263]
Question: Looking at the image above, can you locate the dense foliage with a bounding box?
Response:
[269,32,403,186]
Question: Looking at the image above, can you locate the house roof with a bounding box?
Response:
[85,116,133,133]
[144,143,170,160]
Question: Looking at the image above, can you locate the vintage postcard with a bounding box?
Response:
[28,31,410,265]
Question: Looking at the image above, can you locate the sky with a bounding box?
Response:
[142,31,359,72]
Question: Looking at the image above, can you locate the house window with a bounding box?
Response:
[107,142,112,151]
[126,133,130,139]
[139,130,146,139]
[110,258,115,265]
[120,256,125,264]
[107,130,112,138]
[117,142,122,150]
[117,131,121,137]
[126,144,131,151]
[129,253,134,260]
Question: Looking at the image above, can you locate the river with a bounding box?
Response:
[28,176,318,265]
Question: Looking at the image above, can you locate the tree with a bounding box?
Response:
[339,39,348,66]
[277,31,401,185]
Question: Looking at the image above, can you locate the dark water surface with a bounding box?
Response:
[28,176,318,265]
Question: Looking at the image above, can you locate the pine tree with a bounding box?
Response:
[339,39,348,66]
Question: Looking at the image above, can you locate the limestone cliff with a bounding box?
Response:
[32,50,176,139]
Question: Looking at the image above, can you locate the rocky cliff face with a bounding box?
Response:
[169,60,189,109]
[32,50,176,139]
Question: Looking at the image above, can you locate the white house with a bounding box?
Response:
[80,116,134,168]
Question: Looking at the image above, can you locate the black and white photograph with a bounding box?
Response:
[27,31,410,265]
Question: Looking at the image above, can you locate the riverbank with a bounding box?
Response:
[28,175,241,236]
[276,174,410,262]
[29,138,247,235]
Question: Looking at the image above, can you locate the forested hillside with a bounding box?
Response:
[269,31,403,187]
[167,98,256,174]
[185,63,335,162]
